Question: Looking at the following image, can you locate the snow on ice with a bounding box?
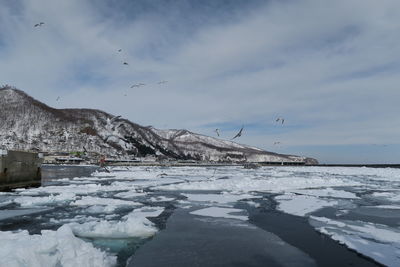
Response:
[0,225,116,267]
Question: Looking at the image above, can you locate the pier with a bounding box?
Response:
[0,150,43,191]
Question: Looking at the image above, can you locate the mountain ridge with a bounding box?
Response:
[0,86,317,164]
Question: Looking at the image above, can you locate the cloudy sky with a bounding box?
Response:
[1,0,400,163]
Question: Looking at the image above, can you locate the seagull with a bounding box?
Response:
[273,141,281,145]
[158,80,168,84]
[231,126,244,140]
[276,117,285,124]
[118,49,122,52]
[34,22,45,27]
[123,62,129,65]
[83,146,87,153]
[130,83,145,88]
[56,96,60,101]
[214,128,220,137]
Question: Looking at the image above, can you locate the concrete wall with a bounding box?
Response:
[0,150,43,191]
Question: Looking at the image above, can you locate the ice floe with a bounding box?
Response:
[70,207,165,239]
[275,193,339,216]
[71,196,141,207]
[156,174,362,193]
[371,191,400,202]
[0,225,116,267]
[13,192,77,207]
[190,207,248,221]
[114,190,147,199]
[367,205,400,209]
[283,166,400,182]
[0,208,52,221]
[289,188,359,199]
[310,216,400,267]
[182,192,259,204]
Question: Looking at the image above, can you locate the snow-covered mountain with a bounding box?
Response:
[0,86,317,163]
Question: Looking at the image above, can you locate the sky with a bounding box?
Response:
[1,0,400,164]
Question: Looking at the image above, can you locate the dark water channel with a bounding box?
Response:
[41,164,99,185]
[128,200,381,267]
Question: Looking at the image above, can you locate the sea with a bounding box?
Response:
[0,165,399,267]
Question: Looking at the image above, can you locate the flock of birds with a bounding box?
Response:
[118,48,168,91]
[34,22,168,101]
[215,117,285,146]
[34,21,283,148]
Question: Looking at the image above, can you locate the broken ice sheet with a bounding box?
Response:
[310,216,400,267]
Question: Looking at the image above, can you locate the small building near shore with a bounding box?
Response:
[0,150,43,191]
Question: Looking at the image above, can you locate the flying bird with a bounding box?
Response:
[273,142,281,145]
[130,83,145,88]
[231,126,244,140]
[214,128,220,137]
[276,118,285,124]
[118,49,122,52]
[157,80,168,84]
[56,96,60,101]
[123,62,129,65]
[34,22,44,27]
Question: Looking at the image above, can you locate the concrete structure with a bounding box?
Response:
[0,150,43,191]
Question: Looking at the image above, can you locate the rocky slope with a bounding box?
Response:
[0,86,317,163]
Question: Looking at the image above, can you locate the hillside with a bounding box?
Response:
[0,86,317,163]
